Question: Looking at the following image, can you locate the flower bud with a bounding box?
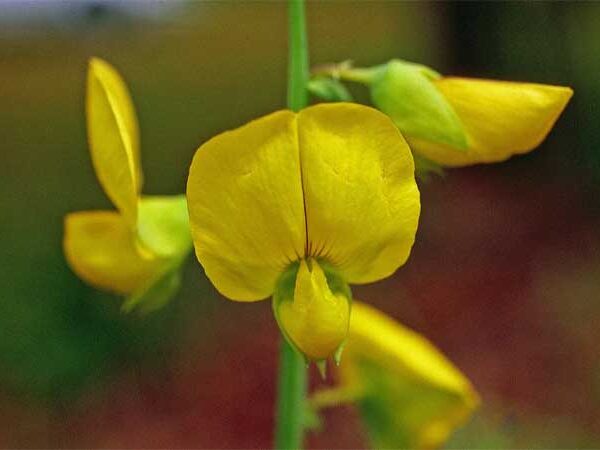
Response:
[273,258,351,362]
[339,301,479,449]
[342,59,469,151]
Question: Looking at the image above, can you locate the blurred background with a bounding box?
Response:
[1,1,599,447]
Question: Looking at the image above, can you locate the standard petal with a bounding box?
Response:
[410,77,573,167]
[186,111,307,301]
[341,301,479,449]
[297,103,420,284]
[64,211,164,295]
[87,57,141,226]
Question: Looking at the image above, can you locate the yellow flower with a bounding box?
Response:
[337,59,573,168]
[63,58,191,311]
[409,77,573,167]
[318,301,479,449]
[186,103,420,361]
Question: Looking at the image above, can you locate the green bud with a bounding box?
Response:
[349,59,468,151]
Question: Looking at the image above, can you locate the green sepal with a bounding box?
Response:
[120,194,191,314]
[333,340,346,366]
[137,194,192,257]
[318,259,352,301]
[316,360,327,379]
[122,265,182,314]
[369,59,469,151]
[308,77,353,102]
[413,153,445,182]
[272,261,302,354]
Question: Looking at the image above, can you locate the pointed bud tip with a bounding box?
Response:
[316,360,327,379]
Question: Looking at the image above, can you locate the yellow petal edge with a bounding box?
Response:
[409,77,572,167]
[87,57,141,226]
[186,110,306,301]
[64,211,164,295]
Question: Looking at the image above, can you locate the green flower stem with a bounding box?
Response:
[274,340,308,449]
[338,66,381,84]
[274,0,309,449]
[310,61,380,85]
[286,0,309,113]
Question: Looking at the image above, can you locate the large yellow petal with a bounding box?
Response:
[63,211,164,295]
[186,111,306,301]
[297,103,420,284]
[87,58,141,227]
[410,77,573,167]
[341,301,479,449]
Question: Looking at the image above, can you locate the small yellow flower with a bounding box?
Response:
[335,59,573,168]
[408,77,573,167]
[64,58,191,311]
[336,301,479,449]
[187,103,420,361]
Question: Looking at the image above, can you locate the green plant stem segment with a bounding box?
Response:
[274,1,309,449]
[286,0,309,113]
[274,340,308,449]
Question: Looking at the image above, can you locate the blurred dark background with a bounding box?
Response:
[1,1,599,448]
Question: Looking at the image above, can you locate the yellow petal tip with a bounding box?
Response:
[86,56,141,226]
[411,77,573,167]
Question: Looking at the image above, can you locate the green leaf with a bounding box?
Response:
[122,266,182,314]
[308,77,353,102]
[370,59,469,151]
[137,194,192,257]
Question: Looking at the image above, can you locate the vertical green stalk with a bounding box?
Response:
[274,340,307,449]
[274,1,309,449]
[286,0,309,113]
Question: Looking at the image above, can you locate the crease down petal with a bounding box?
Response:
[186,111,307,301]
[297,103,420,284]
